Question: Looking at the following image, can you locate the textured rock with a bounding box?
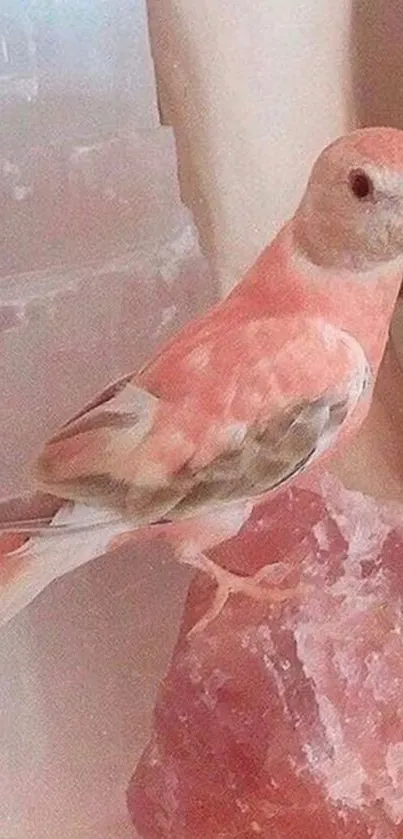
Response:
[127,474,403,839]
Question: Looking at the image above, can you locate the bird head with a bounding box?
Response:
[294,127,403,271]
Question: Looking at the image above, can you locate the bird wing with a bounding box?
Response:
[33,316,371,523]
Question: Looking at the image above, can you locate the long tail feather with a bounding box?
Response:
[0,513,124,535]
[0,495,254,629]
[0,502,139,627]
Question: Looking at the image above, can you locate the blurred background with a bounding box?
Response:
[0,1,402,836]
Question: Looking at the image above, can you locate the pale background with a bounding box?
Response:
[0,1,402,836]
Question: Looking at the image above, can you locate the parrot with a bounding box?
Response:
[1,125,403,635]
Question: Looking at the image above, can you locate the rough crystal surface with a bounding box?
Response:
[127,475,403,839]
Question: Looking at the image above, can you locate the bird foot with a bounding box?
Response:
[180,550,302,637]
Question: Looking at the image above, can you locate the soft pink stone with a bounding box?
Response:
[127,475,403,839]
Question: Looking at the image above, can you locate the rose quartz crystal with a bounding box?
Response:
[127,474,403,839]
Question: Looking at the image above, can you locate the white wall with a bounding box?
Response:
[147,0,355,292]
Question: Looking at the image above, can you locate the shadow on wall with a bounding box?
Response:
[351,0,403,128]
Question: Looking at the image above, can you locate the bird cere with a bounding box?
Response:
[1,126,403,634]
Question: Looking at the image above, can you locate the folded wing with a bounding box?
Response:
[33,317,371,523]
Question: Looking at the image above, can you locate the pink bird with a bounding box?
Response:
[2,126,403,633]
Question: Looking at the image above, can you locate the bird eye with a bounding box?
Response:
[348,169,374,200]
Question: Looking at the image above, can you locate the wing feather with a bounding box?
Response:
[34,317,371,523]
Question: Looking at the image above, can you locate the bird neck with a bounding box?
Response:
[230,223,403,376]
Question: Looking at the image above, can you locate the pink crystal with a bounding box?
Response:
[127,475,403,838]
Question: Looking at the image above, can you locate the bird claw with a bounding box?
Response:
[180,551,305,637]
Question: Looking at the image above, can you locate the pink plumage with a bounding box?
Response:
[2,127,403,632]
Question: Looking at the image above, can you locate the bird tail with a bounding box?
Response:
[0,531,39,625]
[0,498,143,627]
